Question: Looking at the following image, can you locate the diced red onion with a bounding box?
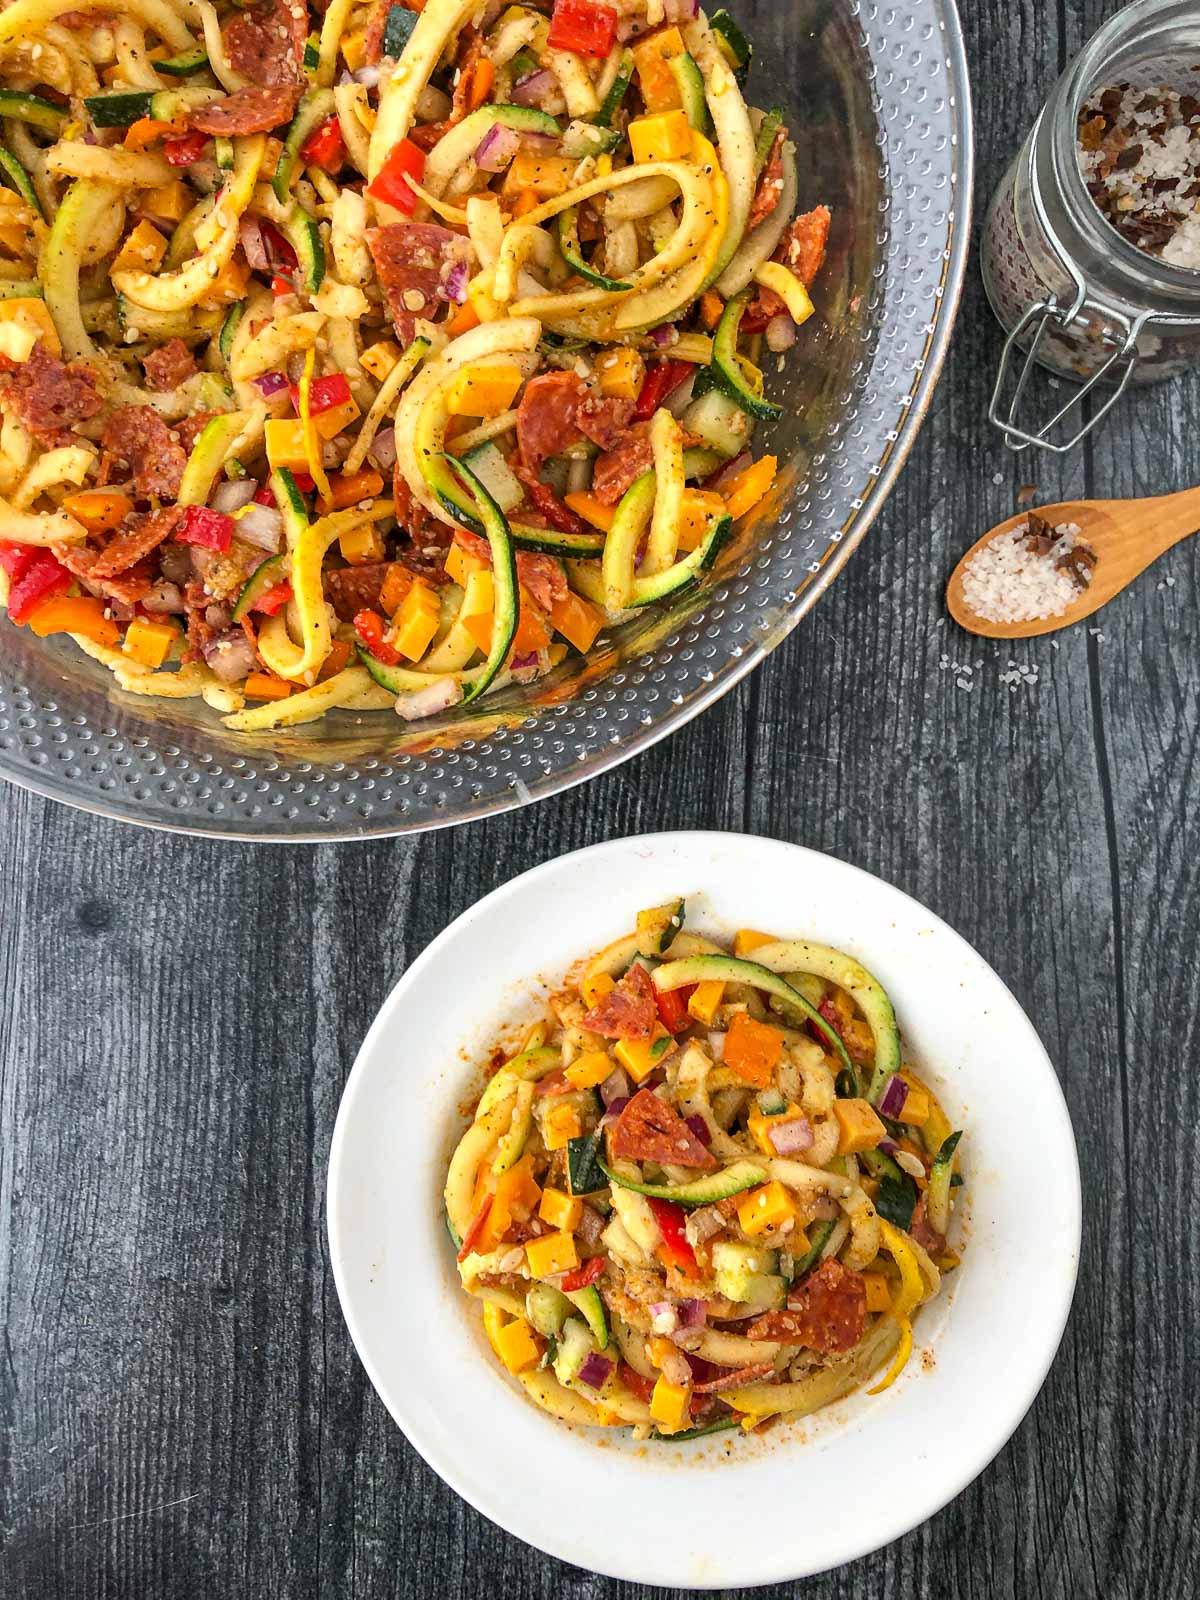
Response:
[204,602,232,629]
[474,121,521,172]
[238,215,270,272]
[577,1352,613,1391]
[686,1205,724,1245]
[368,426,397,472]
[615,17,637,40]
[577,1203,605,1247]
[602,1095,630,1121]
[706,1030,725,1061]
[159,543,191,585]
[877,1075,909,1121]
[254,370,289,397]
[352,62,381,88]
[105,598,136,621]
[202,629,256,683]
[520,129,559,151]
[878,1138,900,1157]
[677,1298,707,1328]
[662,0,698,18]
[705,450,753,493]
[599,1066,631,1108]
[649,1301,678,1334]
[767,1115,813,1156]
[235,503,284,552]
[647,323,676,347]
[511,68,555,107]
[393,678,463,721]
[442,258,470,304]
[141,580,184,614]
[211,479,256,515]
[765,314,797,352]
[684,1113,712,1148]
[664,371,696,418]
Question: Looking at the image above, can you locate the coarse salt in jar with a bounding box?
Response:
[981,0,1200,452]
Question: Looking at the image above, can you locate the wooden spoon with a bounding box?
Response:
[946,487,1200,639]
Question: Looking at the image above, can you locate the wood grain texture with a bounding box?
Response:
[2,2,1199,1596]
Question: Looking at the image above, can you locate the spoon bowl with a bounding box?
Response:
[947,486,1200,638]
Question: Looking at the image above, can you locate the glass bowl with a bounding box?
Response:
[0,0,972,839]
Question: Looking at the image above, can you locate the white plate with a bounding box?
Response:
[327,832,1081,1588]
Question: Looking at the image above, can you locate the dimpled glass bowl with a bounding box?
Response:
[0,0,972,838]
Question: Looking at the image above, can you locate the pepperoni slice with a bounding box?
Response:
[367,223,469,347]
[189,83,303,136]
[690,1362,774,1394]
[142,338,196,393]
[0,344,102,441]
[779,204,832,287]
[747,126,787,231]
[908,1193,946,1258]
[101,406,187,501]
[223,0,307,87]
[324,562,392,622]
[575,393,635,452]
[89,505,184,579]
[176,411,217,456]
[746,1259,866,1352]
[590,422,654,506]
[516,371,585,472]
[618,1363,655,1404]
[582,962,656,1040]
[610,1087,718,1170]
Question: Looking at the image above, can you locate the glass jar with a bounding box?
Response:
[981,0,1200,452]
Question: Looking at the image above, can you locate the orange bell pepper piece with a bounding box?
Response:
[463,57,494,112]
[722,1011,785,1088]
[445,300,480,337]
[510,593,550,656]
[699,290,724,330]
[317,468,384,513]
[511,189,541,219]
[125,117,183,150]
[378,562,415,617]
[243,672,293,701]
[27,594,119,647]
[61,489,132,533]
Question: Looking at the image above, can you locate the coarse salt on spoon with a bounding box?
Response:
[946,487,1200,639]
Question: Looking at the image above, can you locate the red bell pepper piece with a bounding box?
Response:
[291,471,315,492]
[456,1195,493,1263]
[7,550,70,625]
[559,1255,605,1292]
[0,540,36,585]
[287,372,352,416]
[353,607,400,666]
[163,130,209,166]
[646,1197,699,1276]
[271,274,296,299]
[655,982,696,1035]
[253,580,293,616]
[365,137,425,214]
[253,485,276,506]
[177,505,235,552]
[299,115,345,172]
[520,475,587,536]
[632,359,692,421]
[547,0,618,58]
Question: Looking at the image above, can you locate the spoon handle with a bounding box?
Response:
[1105,485,1200,553]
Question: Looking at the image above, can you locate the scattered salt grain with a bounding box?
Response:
[960,517,1096,623]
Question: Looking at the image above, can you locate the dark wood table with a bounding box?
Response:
[3,2,1196,1595]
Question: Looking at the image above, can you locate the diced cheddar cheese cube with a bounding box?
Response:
[628,109,692,164]
[832,1097,887,1155]
[538,1187,583,1232]
[0,298,59,361]
[861,1272,892,1313]
[595,346,646,401]
[264,418,310,472]
[340,26,368,69]
[649,1375,690,1432]
[121,616,177,669]
[732,928,775,956]
[312,396,361,440]
[525,1230,579,1279]
[542,1101,582,1150]
[614,1023,675,1084]
[746,1103,806,1157]
[687,979,726,1025]
[723,455,778,521]
[722,1012,784,1088]
[360,339,401,380]
[196,254,250,309]
[445,539,485,590]
[492,1315,540,1374]
[547,590,604,654]
[142,180,191,224]
[676,489,726,552]
[446,363,524,418]
[339,522,386,564]
[467,269,505,323]
[391,578,440,661]
[112,219,166,276]
[501,148,578,198]
[461,568,496,653]
[562,491,614,533]
[898,1075,931,1125]
[737,1180,798,1237]
[580,971,615,1010]
[565,1050,613,1090]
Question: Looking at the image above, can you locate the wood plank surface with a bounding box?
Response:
[2,1,1198,1596]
